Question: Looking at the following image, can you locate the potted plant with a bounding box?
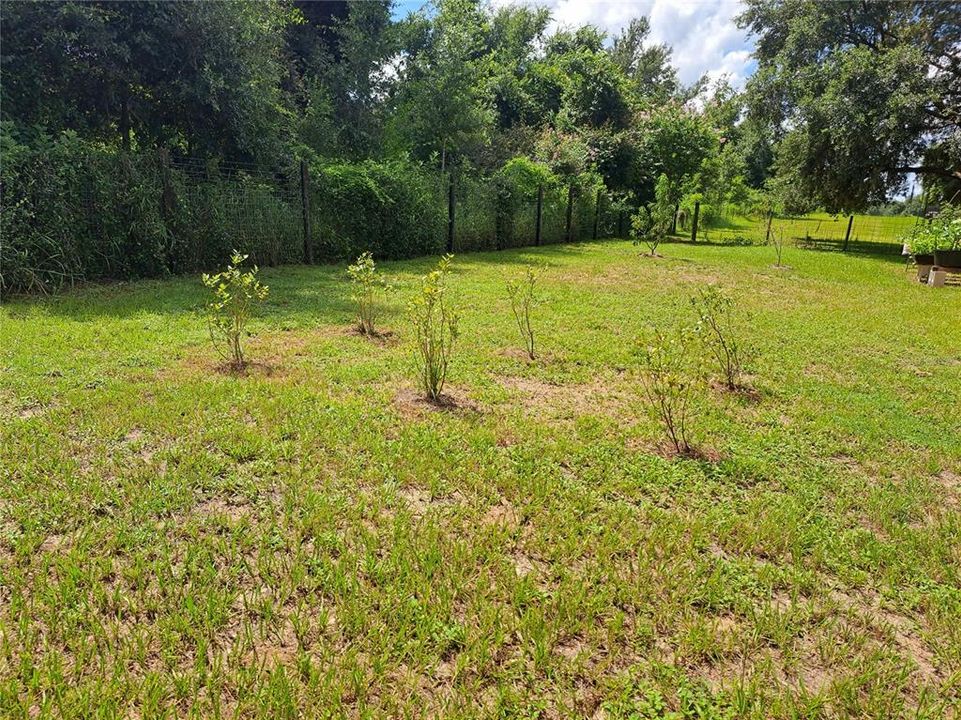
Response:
[932,214,961,268]
[904,204,961,273]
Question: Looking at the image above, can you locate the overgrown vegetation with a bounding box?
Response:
[410,254,459,401]
[506,264,540,360]
[346,252,393,336]
[201,252,269,370]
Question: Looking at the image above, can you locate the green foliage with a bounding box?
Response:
[410,254,459,401]
[506,264,540,360]
[691,287,750,390]
[739,1,961,211]
[346,252,393,336]
[313,160,446,259]
[904,205,961,256]
[636,324,703,456]
[1,1,292,160]
[631,174,675,256]
[202,252,269,370]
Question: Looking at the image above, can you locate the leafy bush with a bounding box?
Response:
[631,174,674,256]
[506,264,540,360]
[346,252,393,336]
[202,252,269,370]
[410,255,459,401]
[313,160,446,260]
[691,287,750,390]
[0,124,301,296]
[904,204,961,255]
[636,326,702,455]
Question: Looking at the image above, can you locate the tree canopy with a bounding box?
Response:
[739,0,961,211]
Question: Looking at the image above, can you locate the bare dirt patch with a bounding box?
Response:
[496,375,632,418]
[392,386,482,419]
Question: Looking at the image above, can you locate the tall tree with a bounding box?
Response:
[287,1,396,158]
[387,0,494,169]
[739,0,961,211]
[1,1,293,161]
[609,17,700,104]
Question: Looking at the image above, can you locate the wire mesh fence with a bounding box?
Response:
[689,209,923,254]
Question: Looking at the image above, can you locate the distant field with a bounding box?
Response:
[2,240,959,718]
[696,212,921,252]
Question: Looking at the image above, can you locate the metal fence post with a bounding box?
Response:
[447,172,455,253]
[300,160,313,264]
[765,209,774,244]
[691,201,700,242]
[592,189,601,240]
[843,214,854,251]
[535,184,543,246]
[565,184,574,242]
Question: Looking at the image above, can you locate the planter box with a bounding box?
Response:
[914,253,935,265]
[933,249,961,269]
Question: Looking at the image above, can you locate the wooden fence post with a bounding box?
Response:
[565,184,574,242]
[447,172,455,253]
[764,209,774,244]
[592,189,602,240]
[300,160,313,264]
[691,201,700,243]
[843,214,854,251]
[535,184,543,246]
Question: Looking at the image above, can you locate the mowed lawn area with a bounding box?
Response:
[697,213,918,252]
[1,240,960,718]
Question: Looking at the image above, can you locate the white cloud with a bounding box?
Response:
[492,0,756,88]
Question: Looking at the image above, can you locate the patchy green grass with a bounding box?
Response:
[1,240,959,719]
[697,212,919,253]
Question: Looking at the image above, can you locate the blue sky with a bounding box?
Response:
[391,0,756,88]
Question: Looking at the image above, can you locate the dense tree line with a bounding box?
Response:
[2,0,959,292]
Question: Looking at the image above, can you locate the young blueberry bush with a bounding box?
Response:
[631,174,675,257]
[506,264,540,360]
[636,325,702,456]
[347,251,393,336]
[410,255,459,401]
[691,286,750,390]
[202,252,268,370]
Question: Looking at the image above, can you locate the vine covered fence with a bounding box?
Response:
[0,142,626,296]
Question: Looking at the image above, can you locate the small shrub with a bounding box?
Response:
[771,225,787,267]
[506,264,540,360]
[636,326,702,455]
[347,251,393,335]
[410,255,459,401]
[202,252,269,370]
[691,286,749,390]
[631,173,675,256]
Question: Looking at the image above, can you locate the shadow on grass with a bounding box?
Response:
[2,240,611,322]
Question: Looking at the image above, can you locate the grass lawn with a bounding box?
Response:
[697,213,919,253]
[1,240,960,719]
